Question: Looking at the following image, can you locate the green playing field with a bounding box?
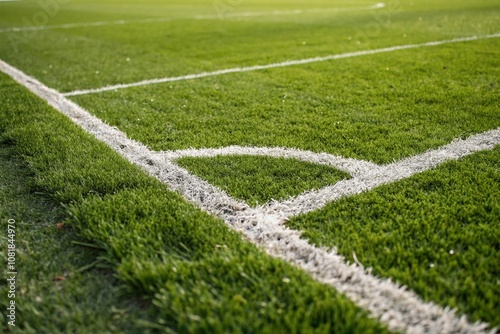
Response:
[1,0,499,332]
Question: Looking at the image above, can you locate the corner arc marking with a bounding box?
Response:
[0,58,497,334]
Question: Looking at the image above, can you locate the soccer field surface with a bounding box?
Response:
[0,0,499,333]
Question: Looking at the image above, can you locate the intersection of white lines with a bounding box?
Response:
[1,32,499,333]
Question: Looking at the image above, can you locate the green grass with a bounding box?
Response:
[177,156,350,206]
[0,135,157,333]
[0,72,388,332]
[69,40,500,163]
[1,0,499,92]
[289,148,500,327]
[1,0,500,331]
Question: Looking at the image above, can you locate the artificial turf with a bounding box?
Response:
[70,39,500,164]
[288,148,500,327]
[176,155,350,206]
[0,131,160,334]
[1,0,499,331]
[0,71,388,333]
[0,0,499,92]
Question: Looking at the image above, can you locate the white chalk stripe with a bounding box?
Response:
[264,128,500,217]
[0,17,176,33]
[196,3,386,19]
[62,33,500,97]
[0,3,384,33]
[0,58,496,333]
[163,145,381,177]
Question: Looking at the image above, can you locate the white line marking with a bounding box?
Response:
[196,3,386,19]
[62,33,500,97]
[262,129,500,217]
[0,17,176,33]
[1,58,497,333]
[0,0,21,2]
[164,146,381,177]
[0,3,384,33]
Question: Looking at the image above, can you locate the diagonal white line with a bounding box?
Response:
[195,2,386,19]
[263,129,500,217]
[0,3,384,33]
[62,33,500,97]
[1,58,497,333]
[0,17,176,33]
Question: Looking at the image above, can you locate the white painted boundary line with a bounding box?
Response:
[0,3,384,33]
[198,3,386,19]
[62,33,500,97]
[1,58,497,334]
[0,17,176,33]
[164,146,381,177]
[262,129,500,217]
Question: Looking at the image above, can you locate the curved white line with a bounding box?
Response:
[62,33,500,97]
[163,145,381,177]
[0,3,385,33]
[1,58,497,333]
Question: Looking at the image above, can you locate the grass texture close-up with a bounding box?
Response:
[0,72,388,333]
[0,0,499,333]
